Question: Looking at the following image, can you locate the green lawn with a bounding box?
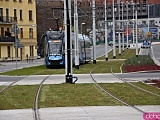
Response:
[0,49,137,76]
[0,82,159,110]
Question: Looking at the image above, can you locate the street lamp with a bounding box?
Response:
[81,23,85,34]
[74,0,79,69]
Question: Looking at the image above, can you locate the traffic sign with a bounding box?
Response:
[149,27,158,35]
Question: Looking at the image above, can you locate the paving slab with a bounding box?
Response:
[0,106,160,120]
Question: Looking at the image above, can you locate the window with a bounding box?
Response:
[0,8,3,22]
[20,10,22,20]
[14,9,17,21]
[29,28,33,38]
[16,48,18,57]
[0,46,1,58]
[20,28,23,38]
[7,27,10,32]
[29,10,32,21]
[13,0,17,2]
[30,46,33,57]
[6,8,9,22]
[7,46,10,57]
[0,8,3,16]
[1,27,4,36]
[28,0,32,3]
[19,0,22,2]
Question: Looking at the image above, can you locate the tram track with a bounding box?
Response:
[33,75,51,120]
[89,65,160,114]
[0,76,28,94]
[0,75,51,120]
[111,67,160,97]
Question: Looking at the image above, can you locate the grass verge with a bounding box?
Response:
[0,82,159,110]
[0,49,137,76]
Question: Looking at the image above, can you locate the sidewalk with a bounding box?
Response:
[0,106,160,120]
[0,59,44,73]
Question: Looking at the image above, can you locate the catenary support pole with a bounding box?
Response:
[105,0,108,61]
[122,1,124,52]
[118,0,121,55]
[74,0,79,69]
[132,1,135,45]
[92,0,96,63]
[113,0,116,58]
[135,10,138,57]
[148,4,149,32]
[126,1,129,49]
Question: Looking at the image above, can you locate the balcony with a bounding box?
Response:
[0,36,15,43]
[0,16,17,23]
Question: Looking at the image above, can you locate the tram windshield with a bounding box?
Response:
[49,42,62,55]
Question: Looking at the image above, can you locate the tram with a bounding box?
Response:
[43,30,92,68]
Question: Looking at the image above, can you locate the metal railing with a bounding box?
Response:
[0,16,17,23]
[0,36,15,42]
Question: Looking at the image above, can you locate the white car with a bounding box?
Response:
[37,53,41,59]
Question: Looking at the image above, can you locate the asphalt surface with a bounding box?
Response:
[0,43,160,120]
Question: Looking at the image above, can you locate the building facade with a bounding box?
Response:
[0,0,37,61]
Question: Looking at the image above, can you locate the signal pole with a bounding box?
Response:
[74,0,79,69]
[105,0,108,61]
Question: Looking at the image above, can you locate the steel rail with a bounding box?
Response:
[111,67,160,97]
[33,75,51,120]
[89,65,145,114]
[0,76,28,94]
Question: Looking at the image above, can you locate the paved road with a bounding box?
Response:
[151,43,160,66]
[0,73,160,86]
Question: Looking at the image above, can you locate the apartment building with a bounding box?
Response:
[0,0,37,61]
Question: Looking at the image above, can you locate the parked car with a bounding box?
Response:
[37,53,41,59]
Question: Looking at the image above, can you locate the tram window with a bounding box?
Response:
[49,43,62,55]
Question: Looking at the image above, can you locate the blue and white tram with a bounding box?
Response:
[44,30,92,68]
